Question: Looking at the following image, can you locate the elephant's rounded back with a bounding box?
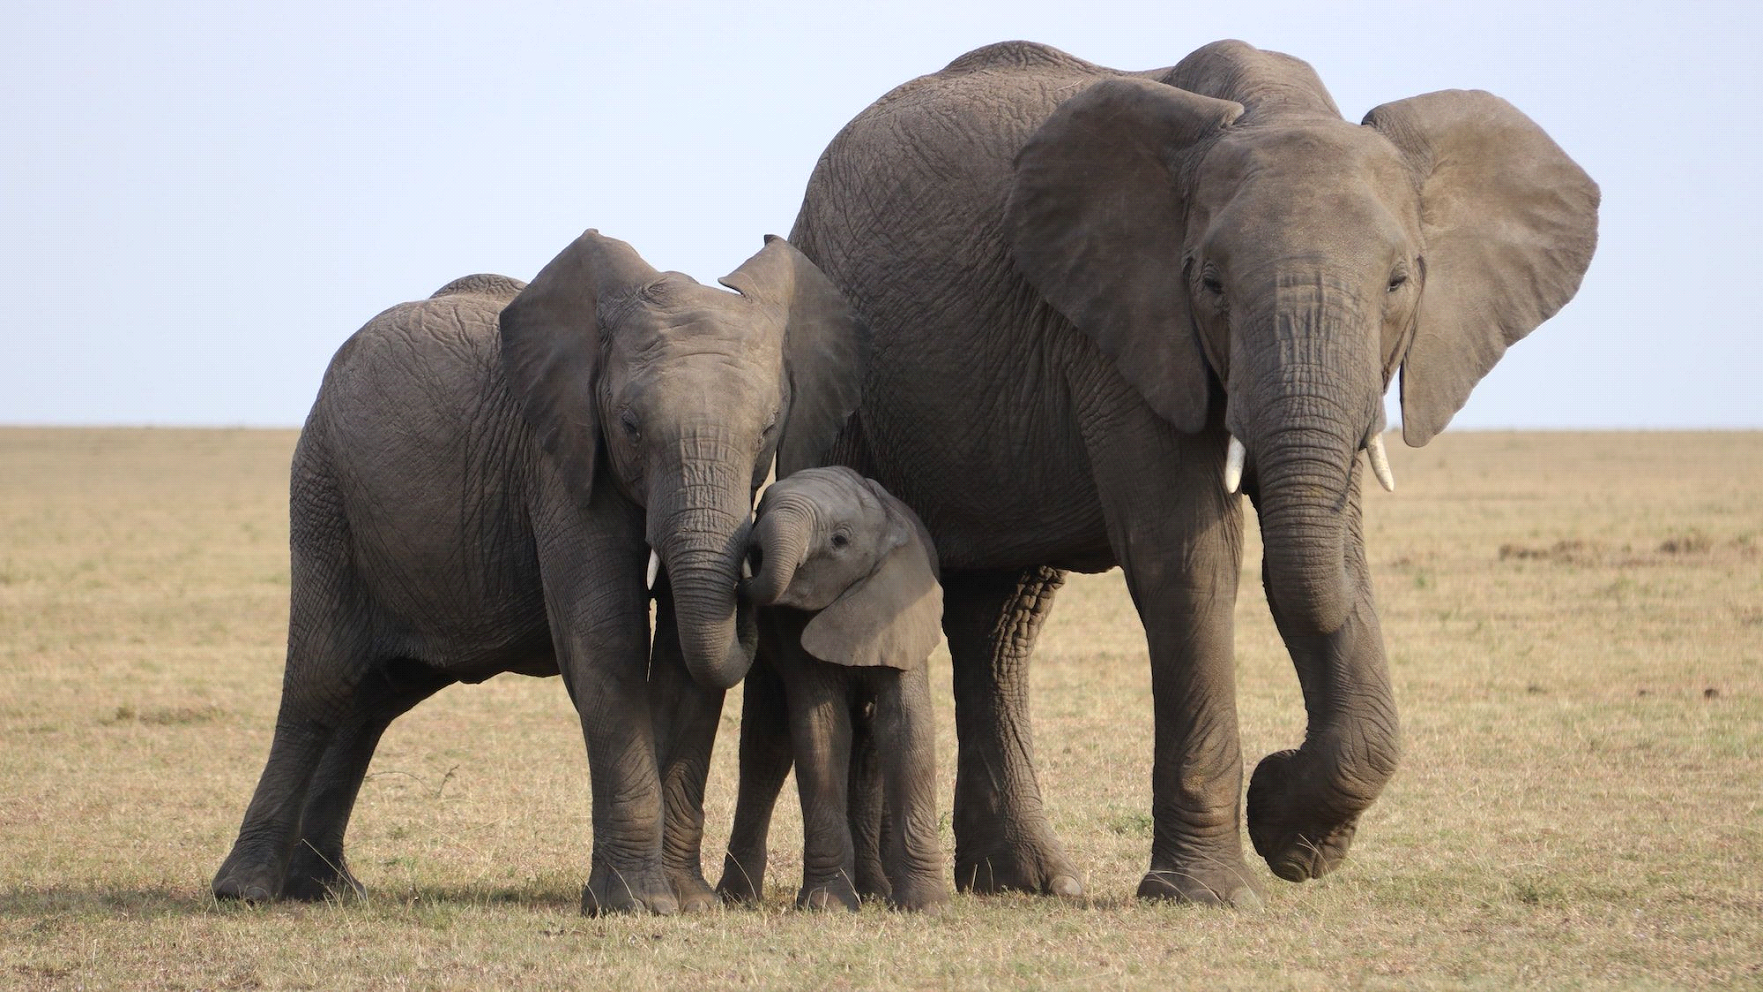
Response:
[789,44,1134,565]
[297,289,541,632]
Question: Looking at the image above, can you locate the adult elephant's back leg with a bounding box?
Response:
[279,659,455,901]
[943,565,1083,898]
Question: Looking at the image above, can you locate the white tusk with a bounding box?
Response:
[741,556,753,581]
[1223,435,1245,494]
[646,548,661,590]
[1367,434,1395,492]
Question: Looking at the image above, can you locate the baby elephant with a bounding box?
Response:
[720,467,950,912]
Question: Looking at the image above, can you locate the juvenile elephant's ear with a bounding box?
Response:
[500,230,659,504]
[1008,78,1243,434]
[1364,90,1599,446]
[801,486,942,671]
[720,236,870,476]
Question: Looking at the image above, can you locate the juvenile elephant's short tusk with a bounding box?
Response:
[1366,434,1395,493]
[646,548,661,590]
[741,557,753,581]
[1223,436,1245,494]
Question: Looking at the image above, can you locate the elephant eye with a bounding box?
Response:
[619,409,641,441]
[1387,273,1408,294]
[761,410,779,437]
[830,531,850,550]
[1201,273,1224,295]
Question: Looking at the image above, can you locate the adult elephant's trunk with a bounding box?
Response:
[1229,283,1401,881]
[742,494,815,606]
[650,450,757,691]
[1231,289,1372,636]
[1251,423,1355,635]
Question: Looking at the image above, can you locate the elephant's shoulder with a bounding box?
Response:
[430,273,528,305]
[937,41,1098,78]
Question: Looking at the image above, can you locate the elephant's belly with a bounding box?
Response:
[366,555,558,678]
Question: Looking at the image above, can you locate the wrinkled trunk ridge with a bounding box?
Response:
[1231,284,1380,635]
[650,446,756,690]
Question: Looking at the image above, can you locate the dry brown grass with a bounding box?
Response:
[2,427,1759,990]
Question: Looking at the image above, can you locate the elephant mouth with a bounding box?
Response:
[1220,432,1395,495]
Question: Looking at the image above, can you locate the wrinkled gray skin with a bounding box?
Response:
[714,467,950,912]
[790,41,1599,905]
[210,231,866,915]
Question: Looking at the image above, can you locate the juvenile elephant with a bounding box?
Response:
[789,40,1599,905]
[713,467,949,912]
[210,231,867,914]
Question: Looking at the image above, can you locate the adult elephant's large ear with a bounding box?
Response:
[1365,91,1599,446]
[500,229,660,505]
[720,236,870,477]
[1008,78,1243,434]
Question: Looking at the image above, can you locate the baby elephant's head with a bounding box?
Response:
[743,467,941,668]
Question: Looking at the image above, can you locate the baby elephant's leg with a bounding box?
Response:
[876,664,951,912]
[788,663,861,911]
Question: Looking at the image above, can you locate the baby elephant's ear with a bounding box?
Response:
[801,499,942,670]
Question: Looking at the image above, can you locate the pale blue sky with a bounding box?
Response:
[4,0,1759,429]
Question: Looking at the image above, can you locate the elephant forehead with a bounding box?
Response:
[616,305,789,367]
[765,468,876,519]
[1206,122,1409,194]
[1197,126,1418,257]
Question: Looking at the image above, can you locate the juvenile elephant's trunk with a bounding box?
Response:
[743,496,814,607]
[651,449,758,691]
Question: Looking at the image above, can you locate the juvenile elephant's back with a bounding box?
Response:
[298,289,544,647]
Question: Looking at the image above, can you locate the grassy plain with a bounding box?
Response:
[1,427,1759,990]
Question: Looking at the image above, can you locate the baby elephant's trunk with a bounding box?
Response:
[743,497,815,606]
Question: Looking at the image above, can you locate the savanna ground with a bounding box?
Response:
[1,428,1758,990]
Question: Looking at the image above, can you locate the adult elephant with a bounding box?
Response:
[787,40,1598,905]
[211,231,866,914]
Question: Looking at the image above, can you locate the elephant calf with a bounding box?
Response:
[716,467,950,912]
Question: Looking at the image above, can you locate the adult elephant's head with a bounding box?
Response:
[1007,40,1598,634]
[500,231,867,689]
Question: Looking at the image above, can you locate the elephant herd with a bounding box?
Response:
[212,39,1599,914]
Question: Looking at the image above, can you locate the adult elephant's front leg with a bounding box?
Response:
[1247,471,1400,882]
[944,566,1083,898]
[1132,564,1262,907]
[1088,408,1260,907]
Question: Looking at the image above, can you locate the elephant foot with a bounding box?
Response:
[954,835,1083,898]
[1136,860,1263,910]
[1246,748,1360,882]
[796,875,861,912]
[212,851,284,904]
[582,862,680,916]
[667,866,719,913]
[281,847,366,903]
[854,856,890,903]
[886,874,951,914]
[715,852,765,905]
